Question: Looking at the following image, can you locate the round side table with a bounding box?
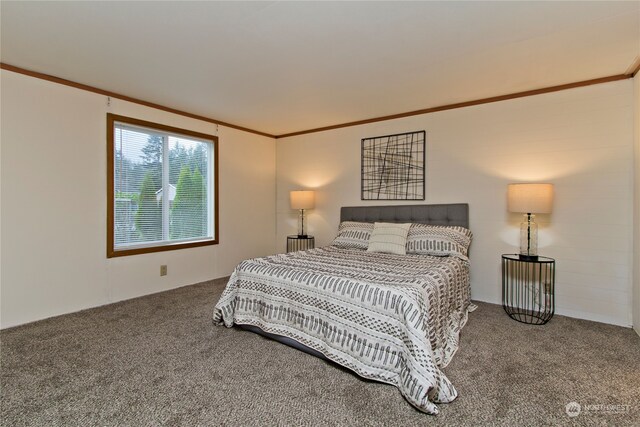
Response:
[501,254,555,325]
[287,235,315,252]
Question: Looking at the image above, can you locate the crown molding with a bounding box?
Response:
[0,63,275,138]
[276,74,632,139]
[2,61,636,140]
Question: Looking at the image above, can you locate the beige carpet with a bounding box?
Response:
[1,278,639,426]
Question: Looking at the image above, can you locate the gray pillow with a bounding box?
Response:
[331,221,373,250]
[406,224,472,257]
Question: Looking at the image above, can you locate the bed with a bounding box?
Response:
[213,204,473,414]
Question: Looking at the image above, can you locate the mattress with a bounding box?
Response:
[213,246,473,414]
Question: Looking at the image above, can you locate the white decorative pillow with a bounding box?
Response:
[406,224,472,257]
[331,221,374,250]
[367,222,411,255]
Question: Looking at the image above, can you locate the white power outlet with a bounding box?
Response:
[160,265,167,276]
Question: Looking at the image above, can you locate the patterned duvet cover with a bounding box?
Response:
[213,246,473,414]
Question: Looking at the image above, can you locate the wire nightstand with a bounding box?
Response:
[502,254,555,325]
[287,235,315,252]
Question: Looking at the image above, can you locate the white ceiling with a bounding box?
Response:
[1,1,639,136]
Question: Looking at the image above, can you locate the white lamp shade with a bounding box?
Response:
[507,183,554,214]
[290,190,315,210]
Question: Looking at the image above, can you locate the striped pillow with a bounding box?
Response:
[406,224,472,257]
[331,221,374,250]
[367,222,411,255]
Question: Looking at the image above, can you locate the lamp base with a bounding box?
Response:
[297,234,308,238]
[297,209,307,237]
[520,213,538,259]
[518,254,539,261]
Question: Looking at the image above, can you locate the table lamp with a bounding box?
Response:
[507,183,554,260]
[290,190,315,237]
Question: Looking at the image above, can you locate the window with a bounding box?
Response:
[107,114,218,257]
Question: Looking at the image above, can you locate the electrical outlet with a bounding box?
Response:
[160,265,167,276]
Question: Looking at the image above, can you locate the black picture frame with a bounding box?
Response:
[361,130,425,200]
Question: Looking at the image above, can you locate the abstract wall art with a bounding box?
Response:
[361,130,425,200]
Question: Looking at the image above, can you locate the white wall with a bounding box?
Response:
[634,73,640,336]
[1,70,636,330]
[0,70,276,328]
[277,80,635,327]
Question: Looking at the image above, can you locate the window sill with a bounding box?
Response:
[107,238,218,258]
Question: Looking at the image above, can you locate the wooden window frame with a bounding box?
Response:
[107,113,219,258]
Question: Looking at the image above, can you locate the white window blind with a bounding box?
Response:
[113,121,214,252]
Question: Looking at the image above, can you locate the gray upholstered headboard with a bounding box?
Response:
[340,204,469,229]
